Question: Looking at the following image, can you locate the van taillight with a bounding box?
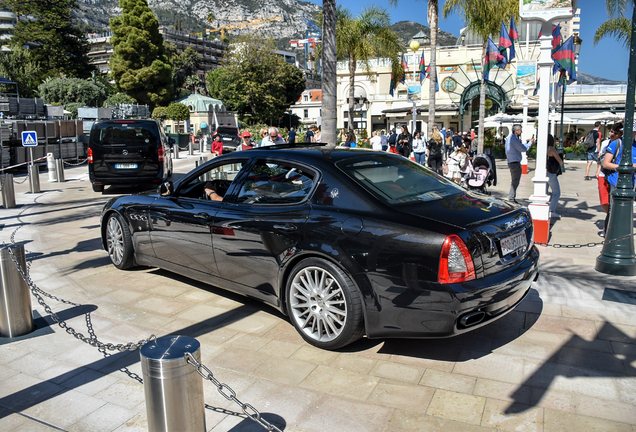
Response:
[87,147,93,163]
[438,235,475,284]
[158,147,164,162]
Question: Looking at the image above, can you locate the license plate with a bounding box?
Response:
[115,163,138,169]
[501,231,527,256]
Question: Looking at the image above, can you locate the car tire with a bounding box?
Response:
[286,258,364,350]
[105,213,135,270]
[92,184,104,192]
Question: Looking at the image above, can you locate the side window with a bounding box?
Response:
[178,161,244,200]
[235,160,315,205]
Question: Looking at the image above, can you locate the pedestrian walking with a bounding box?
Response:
[505,124,534,203]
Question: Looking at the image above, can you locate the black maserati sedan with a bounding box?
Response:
[100,145,539,350]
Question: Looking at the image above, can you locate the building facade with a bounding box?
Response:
[86,28,228,76]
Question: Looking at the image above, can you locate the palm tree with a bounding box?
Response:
[322,0,337,145]
[389,0,439,138]
[334,6,402,130]
[595,0,631,46]
[442,0,518,154]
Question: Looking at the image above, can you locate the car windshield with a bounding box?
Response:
[91,122,159,147]
[337,154,461,205]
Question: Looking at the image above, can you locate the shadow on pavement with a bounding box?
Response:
[506,320,636,414]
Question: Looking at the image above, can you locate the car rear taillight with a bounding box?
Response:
[438,235,475,284]
[158,147,164,162]
[87,147,93,163]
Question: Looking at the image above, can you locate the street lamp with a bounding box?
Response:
[596,9,636,275]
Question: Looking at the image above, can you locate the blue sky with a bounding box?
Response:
[306,1,629,82]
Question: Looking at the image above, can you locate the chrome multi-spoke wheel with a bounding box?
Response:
[290,266,347,342]
[105,214,134,269]
[107,217,124,265]
[287,258,364,349]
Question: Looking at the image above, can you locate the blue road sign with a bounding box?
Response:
[22,131,38,147]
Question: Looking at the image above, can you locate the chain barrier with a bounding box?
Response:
[63,158,88,167]
[5,245,155,353]
[535,231,636,248]
[185,353,283,432]
[13,172,30,185]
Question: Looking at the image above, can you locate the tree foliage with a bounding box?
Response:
[109,0,173,109]
[595,0,631,46]
[170,46,202,92]
[443,0,518,153]
[38,77,108,107]
[152,106,168,122]
[0,45,42,97]
[206,35,305,124]
[0,0,94,82]
[166,102,190,122]
[103,92,137,107]
[324,5,402,130]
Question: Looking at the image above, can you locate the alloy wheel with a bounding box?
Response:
[289,266,347,343]
[107,216,124,266]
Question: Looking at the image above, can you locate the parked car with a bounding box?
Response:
[88,119,173,192]
[100,146,539,349]
[214,126,241,152]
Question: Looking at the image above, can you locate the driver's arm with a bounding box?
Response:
[204,185,223,201]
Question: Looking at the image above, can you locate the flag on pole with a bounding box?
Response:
[509,15,519,41]
[419,51,426,84]
[551,24,562,51]
[538,28,542,38]
[498,21,513,63]
[400,53,407,84]
[533,77,540,96]
[425,64,439,92]
[483,37,506,82]
[389,74,397,96]
[551,35,577,83]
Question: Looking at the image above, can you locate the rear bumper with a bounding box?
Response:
[364,246,539,339]
[89,173,165,185]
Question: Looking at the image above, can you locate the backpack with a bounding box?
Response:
[583,130,597,150]
[388,133,397,145]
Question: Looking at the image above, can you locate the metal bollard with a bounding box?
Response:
[2,174,16,209]
[140,335,205,432]
[0,243,34,337]
[55,159,65,183]
[46,153,57,182]
[189,140,194,156]
[28,165,40,194]
[173,144,179,160]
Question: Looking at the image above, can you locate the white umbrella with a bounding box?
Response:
[549,113,577,124]
[583,111,624,122]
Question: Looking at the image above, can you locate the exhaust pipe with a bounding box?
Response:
[459,311,486,328]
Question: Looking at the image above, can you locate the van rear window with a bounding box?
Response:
[91,123,159,147]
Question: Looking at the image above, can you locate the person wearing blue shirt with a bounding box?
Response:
[603,124,635,189]
[505,124,535,203]
[601,123,635,233]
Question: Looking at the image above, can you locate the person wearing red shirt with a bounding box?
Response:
[211,134,223,157]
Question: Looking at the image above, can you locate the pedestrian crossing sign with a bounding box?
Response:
[22,131,38,147]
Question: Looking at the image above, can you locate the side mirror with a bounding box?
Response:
[168,137,176,146]
[159,181,173,196]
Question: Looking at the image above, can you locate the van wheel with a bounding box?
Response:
[92,184,104,192]
[286,258,364,350]
[106,213,134,269]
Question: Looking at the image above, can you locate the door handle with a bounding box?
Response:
[194,213,211,220]
[274,224,297,231]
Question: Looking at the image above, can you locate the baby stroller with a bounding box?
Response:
[461,153,496,194]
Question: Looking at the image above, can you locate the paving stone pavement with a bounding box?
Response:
[0,153,635,432]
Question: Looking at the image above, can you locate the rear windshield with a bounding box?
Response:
[90,122,159,147]
[216,127,239,135]
[337,154,461,205]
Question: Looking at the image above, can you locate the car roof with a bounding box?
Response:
[223,145,390,165]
